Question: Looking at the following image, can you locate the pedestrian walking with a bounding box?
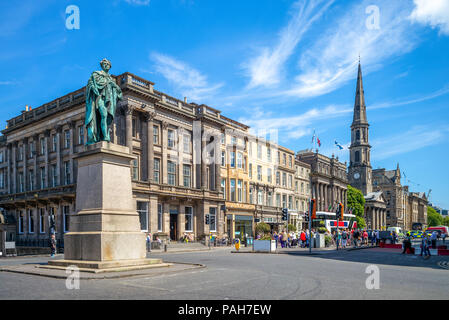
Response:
[300,230,306,248]
[363,230,368,245]
[342,229,348,248]
[371,230,377,246]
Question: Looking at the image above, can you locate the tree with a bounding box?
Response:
[347,185,366,229]
[287,224,297,232]
[427,206,444,227]
[255,222,271,236]
[443,216,449,227]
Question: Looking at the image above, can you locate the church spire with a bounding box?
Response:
[353,61,367,125]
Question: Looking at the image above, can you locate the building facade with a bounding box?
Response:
[294,159,311,230]
[296,151,348,213]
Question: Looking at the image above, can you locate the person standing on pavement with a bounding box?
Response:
[371,230,377,246]
[402,232,412,254]
[342,229,348,248]
[421,233,431,258]
[431,231,437,249]
[49,233,56,257]
[300,230,306,248]
[363,230,368,245]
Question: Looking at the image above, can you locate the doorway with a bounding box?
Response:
[170,214,178,241]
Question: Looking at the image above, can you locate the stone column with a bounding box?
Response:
[201,134,207,189]
[178,205,185,240]
[177,128,184,186]
[146,112,155,182]
[69,121,75,184]
[149,195,159,236]
[22,139,27,191]
[125,105,133,153]
[215,138,221,191]
[12,142,17,193]
[45,130,50,188]
[163,202,170,237]
[7,144,11,194]
[161,121,168,185]
[56,126,62,186]
[33,135,38,191]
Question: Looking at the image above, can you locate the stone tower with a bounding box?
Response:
[348,62,372,195]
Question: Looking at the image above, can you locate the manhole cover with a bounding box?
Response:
[437,261,449,270]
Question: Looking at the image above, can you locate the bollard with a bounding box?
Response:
[164,243,167,252]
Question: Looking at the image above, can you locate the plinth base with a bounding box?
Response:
[46,258,169,273]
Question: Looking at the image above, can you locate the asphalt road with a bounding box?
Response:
[0,248,448,300]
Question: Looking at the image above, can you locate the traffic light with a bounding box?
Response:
[337,203,344,221]
[282,208,288,221]
[310,199,317,220]
[205,214,210,225]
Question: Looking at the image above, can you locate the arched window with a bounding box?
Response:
[355,151,360,163]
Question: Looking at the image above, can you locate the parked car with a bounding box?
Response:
[409,230,424,239]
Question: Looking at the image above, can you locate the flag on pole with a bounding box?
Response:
[328,204,332,211]
[317,137,321,147]
[335,140,344,150]
[311,130,316,144]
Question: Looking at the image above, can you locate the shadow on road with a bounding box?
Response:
[283,248,449,271]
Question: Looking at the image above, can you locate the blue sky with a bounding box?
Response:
[1,0,448,208]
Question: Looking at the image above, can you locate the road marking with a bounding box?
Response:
[437,261,449,270]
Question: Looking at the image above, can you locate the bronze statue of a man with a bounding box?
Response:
[85,58,122,145]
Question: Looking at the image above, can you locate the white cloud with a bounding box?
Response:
[287,0,417,98]
[242,0,334,89]
[125,0,151,5]
[410,0,449,35]
[0,81,18,85]
[239,104,352,144]
[151,52,224,101]
[372,126,449,160]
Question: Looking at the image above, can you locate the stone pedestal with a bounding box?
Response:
[48,142,161,271]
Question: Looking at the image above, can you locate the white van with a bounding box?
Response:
[387,227,403,235]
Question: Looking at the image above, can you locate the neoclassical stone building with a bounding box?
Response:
[0,72,259,244]
[296,151,348,212]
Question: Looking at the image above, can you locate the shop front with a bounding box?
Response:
[224,202,255,244]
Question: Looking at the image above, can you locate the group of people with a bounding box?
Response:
[268,230,314,248]
[332,229,378,249]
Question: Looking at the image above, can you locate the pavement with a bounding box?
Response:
[1,247,449,299]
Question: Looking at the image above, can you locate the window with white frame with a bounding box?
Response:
[39,208,45,233]
[185,207,193,232]
[257,143,262,159]
[230,179,236,202]
[268,192,273,206]
[18,211,24,234]
[167,161,176,186]
[249,186,254,204]
[153,125,159,144]
[288,175,292,188]
[64,161,70,185]
[132,158,139,181]
[258,190,263,205]
[237,152,243,169]
[288,195,293,210]
[267,168,272,183]
[249,163,252,179]
[65,130,70,149]
[267,147,271,162]
[221,179,226,199]
[282,195,287,208]
[231,136,237,146]
[29,141,34,158]
[183,164,191,187]
[137,201,148,232]
[257,165,262,181]
[221,151,226,167]
[28,209,34,234]
[168,129,175,148]
[276,171,280,185]
[243,182,247,203]
[40,167,46,189]
[63,205,70,233]
[78,126,84,145]
[209,207,217,232]
[276,194,281,207]
[51,164,57,187]
[230,151,235,168]
[221,133,225,145]
[282,172,287,187]
[0,150,3,163]
[237,180,242,202]
[183,134,190,153]
[153,158,160,183]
